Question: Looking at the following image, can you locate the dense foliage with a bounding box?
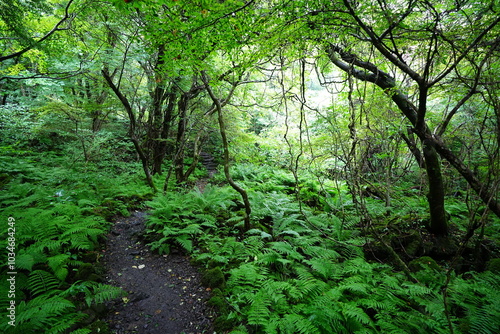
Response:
[143,166,500,333]
[1,0,500,333]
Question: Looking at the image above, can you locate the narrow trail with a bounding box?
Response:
[199,152,218,179]
[102,211,213,333]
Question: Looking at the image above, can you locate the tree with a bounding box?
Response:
[0,0,76,64]
[293,0,500,236]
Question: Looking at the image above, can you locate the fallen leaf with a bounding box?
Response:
[138,264,145,269]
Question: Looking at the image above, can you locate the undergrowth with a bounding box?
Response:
[0,150,150,333]
[145,164,500,334]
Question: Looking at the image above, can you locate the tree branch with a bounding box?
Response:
[327,44,500,219]
[201,71,252,232]
[0,0,76,63]
[429,15,500,87]
[342,0,423,84]
[326,44,419,126]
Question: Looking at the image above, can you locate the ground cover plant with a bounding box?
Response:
[144,164,500,333]
[0,133,151,333]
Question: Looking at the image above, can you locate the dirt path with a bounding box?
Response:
[102,211,213,333]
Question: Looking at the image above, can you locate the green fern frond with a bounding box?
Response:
[43,240,64,252]
[176,235,194,252]
[243,236,265,256]
[357,297,393,311]
[180,223,203,235]
[340,277,370,296]
[247,228,273,240]
[47,253,70,272]
[69,329,92,334]
[85,282,125,306]
[342,302,373,326]
[278,313,320,334]
[14,294,75,333]
[193,213,218,227]
[401,282,432,297]
[15,252,36,271]
[303,305,343,333]
[247,294,271,326]
[228,326,249,334]
[270,241,301,256]
[303,243,341,259]
[294,277,328,300]
[228,263,267,288]
[469,305,499,334]
[305,258,337,280]
[45,312,86,334]
[28,270,60,296]
[295,266,315,281]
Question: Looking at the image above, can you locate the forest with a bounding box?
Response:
[1,0,500,333]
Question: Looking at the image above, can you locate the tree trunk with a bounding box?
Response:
[101,69,156,191]
[148,46,168,175]
[174,93,188,184]
[422,139,448,235]
[325,46,444,236]
[172,81,204,184]
[202,72,252,232]
[401,127,426,169]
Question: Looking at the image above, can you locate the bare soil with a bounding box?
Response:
[102,211,214,334]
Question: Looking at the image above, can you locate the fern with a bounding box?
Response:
[4,294,77,334]
[69,330,92,334]
[228,263,268,289]
[176,234,194,252]
[28,270,61,296]
[140,166,500,334]
[247,294,272,326]
[342,302,373,327]
[305,258,338,280]
[47,253,70,281]
[282,313,321,334]
[15,251,36,271]
[45,312,88,334]
[448,271,500,334]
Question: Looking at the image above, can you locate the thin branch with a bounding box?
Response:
[201,71,252,232]
[437,40,498,136]
[342,0,423,84]
[429,15,500,87]
[0,0,76,63]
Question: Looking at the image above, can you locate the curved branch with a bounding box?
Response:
[430,15,500,87]
[342,0,423,84]
[327,45,500,219]
[0,0,76,63]
[326,44,419,126]
[102,68,156,191]
[201,71,252,232]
